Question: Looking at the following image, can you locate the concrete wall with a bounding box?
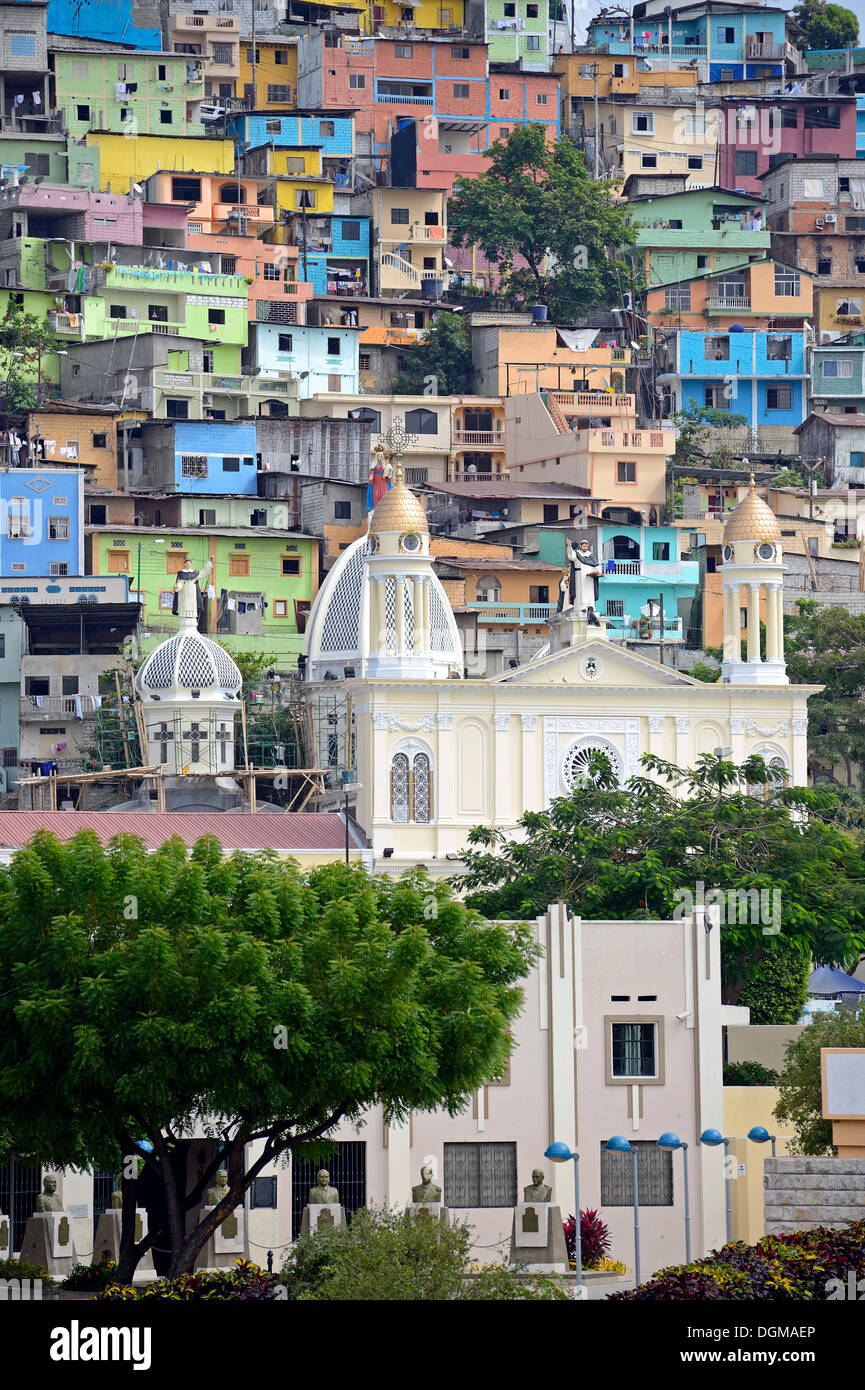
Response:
[764,1156,865,1234]
[726,1024,801,1075]
[724,1086,795,1244]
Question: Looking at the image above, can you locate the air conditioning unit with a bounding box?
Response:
[202,393,214,405]
[815,218,825,229]
[825,213,838,225]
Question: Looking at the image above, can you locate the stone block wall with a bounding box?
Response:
[764,1156,865,1234]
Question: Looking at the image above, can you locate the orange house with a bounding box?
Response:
[646,258,813,331]
[145,170,276,237]
[187,230,313,322]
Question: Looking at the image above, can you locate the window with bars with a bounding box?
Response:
[443,1142,517,1208]
[610,1020,658,1078]
[291,1141,366,1237]
[267,84,292,103]
[664,284,690,311]
[600,1140,673,1206]
[390,749,433,823]
[48,515,69,541]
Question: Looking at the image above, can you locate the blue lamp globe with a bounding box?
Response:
[747,1126,771,1144]
[135,1140,154,1153]
[657,1132,682,1150]
[605,1135,631,1153]
[700,1128,724,1146]
[544,1141,574,1162]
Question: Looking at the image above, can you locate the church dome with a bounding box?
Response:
[369,477,428,534]
[724,475,781,543]
[302,534,463,681]
[136,630,243,703]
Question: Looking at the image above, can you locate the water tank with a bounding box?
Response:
[531,304,549,322]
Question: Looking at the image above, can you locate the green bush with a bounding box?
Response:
[279,1206,563,1301]
[610,1221,865,1300]
[98,1260,279,1301]
[723,1060,779,1087]
[0,1257,54,1287]
[62,1260,117,1292]
[738,937,810,1024]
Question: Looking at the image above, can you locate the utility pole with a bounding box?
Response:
[251,0,257,110]
[592,63,600,180]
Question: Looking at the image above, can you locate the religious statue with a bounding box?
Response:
[172,556,214,623]
[523,1169,552,1203]
[568,538,602,627]
[205,1169,231,1207]
[308,1169,339,1204]
[556,569,572,615]
[411,1164,442,1204]
[35,1175,64,1213]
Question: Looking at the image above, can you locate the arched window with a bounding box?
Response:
[746,747,789,801]
[390,747,434,823]
[405,407,438,435]
[219,183,246,205]
[476,573,501,602]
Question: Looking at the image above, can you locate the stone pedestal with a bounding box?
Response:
[92,1209,156,1277]
[409,1202,449,1225]
[19,1212,77,1278]
[194,1204,248,1271]
[508,1203,568,1274]
[299,1203,345,1237]
[0,1210,9,1260]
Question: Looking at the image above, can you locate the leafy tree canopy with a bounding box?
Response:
[775,1005,865,1153]
[791,0,858,51]
[784,600,865,788]
[0,832,536,1278]
[0,307,61,413]
[392,311,474,396]
[447,126,636,322]
[455,753,865,1002]
[670,403,749,469]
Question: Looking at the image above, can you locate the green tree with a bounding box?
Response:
[784,601,865,788]
[392,311,474,396]
[455,753,865,1002]
[0,307,61,412]
[279,1205,562,1300]
[447,126,636,322]
[738,936,811,1024]
[775,1006,865,1153]
[791,0,858,51]
[0,833,536,1279]
[670,403,749,471]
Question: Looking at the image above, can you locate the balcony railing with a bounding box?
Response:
[379,251,419,286]
[377,92,434,105]
[452,430,505,448]
[746,40,785,60]
[466,602,557,625]
[707,296,751,310]
[20,695,99,720]
[153,369,295,396]
[604,615,684,641]
[448,470,508,483]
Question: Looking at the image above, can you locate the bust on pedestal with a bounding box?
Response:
[300,1170,346,1237]
[19,1176,77,1277]
[194,1169,248,1270]
[0,1209,9,1260]
[92,1173,155,1277]
[410,1164,448,1224]
[509,1167,568,1274]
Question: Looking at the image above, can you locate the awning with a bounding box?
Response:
[556,328,600,352]
[808,965,865,997]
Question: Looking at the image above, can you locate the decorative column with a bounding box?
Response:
[394,576,406,652]
[647,714,665,761]
[764,583,781,662]
[729,714,746,764]
[422,575,431,651]
[747,584,760,664]
[493,713,510,828]
[675,715,691,768]
[521,713,538,808]
[722,584,738,662]
[791,715,808,787]
[413,576,425,650]
[436,712,455,837]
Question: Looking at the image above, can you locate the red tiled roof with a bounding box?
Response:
[0,811,355,853]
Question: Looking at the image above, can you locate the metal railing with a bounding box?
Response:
[20,695,99,720]
[604,615,684,639]
[452,430,505,447]
[377,92,434,105]
[707,296,751,310]
[466,602,557,624]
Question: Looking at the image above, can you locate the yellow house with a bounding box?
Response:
[237,36,297,107]
[86,133,235,192]
[358,0,465,34]
[554,52,697,137]
[817,284,865,338]
[359,186,447,297]
[250,147,335,218]
[588,98,718,189]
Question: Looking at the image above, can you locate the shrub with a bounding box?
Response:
[738,937,810,1024]
[279,1205,561,1301]
[610,1222,865,1300]
[0,1257,54,1287]
[98,1260,280,1301]
[562,1208,612,1268]
[63,1260,117,1292]
[775,1004,865,1153]
[723,1059,780,1087]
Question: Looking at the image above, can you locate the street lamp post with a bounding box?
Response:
[544,1141,581,1292]
[605,1136,639,1287]
[657,1132,690,1263]
[747,1125,777,1157]
[700,1128,732,1244]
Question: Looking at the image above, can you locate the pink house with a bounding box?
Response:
[720,94,857,195]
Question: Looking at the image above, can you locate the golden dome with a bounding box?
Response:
[369,456,428,534]
[723,475,781,543]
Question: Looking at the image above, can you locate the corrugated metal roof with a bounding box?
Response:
[0,811,355,853]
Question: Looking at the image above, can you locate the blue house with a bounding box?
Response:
[45,0,160,47]
[246,323,359,399]
[228,112,355,162]
[587,3,791,80]
[300,214,371,297]
[0,466,83,578]
[590,522,699,644]
[136,421,260,495]
[660,328,808,437]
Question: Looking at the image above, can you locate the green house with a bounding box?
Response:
[86,525,320,665]
[52,47,205,139]
[626,187,771,288]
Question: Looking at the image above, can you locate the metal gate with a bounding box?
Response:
[0,1156,41,1255]
[291,1141,366,1239]
[92,1170,115,1242]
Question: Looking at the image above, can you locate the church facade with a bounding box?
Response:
[303,472,819,868]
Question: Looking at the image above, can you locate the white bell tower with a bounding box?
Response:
[720,475,787,686]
